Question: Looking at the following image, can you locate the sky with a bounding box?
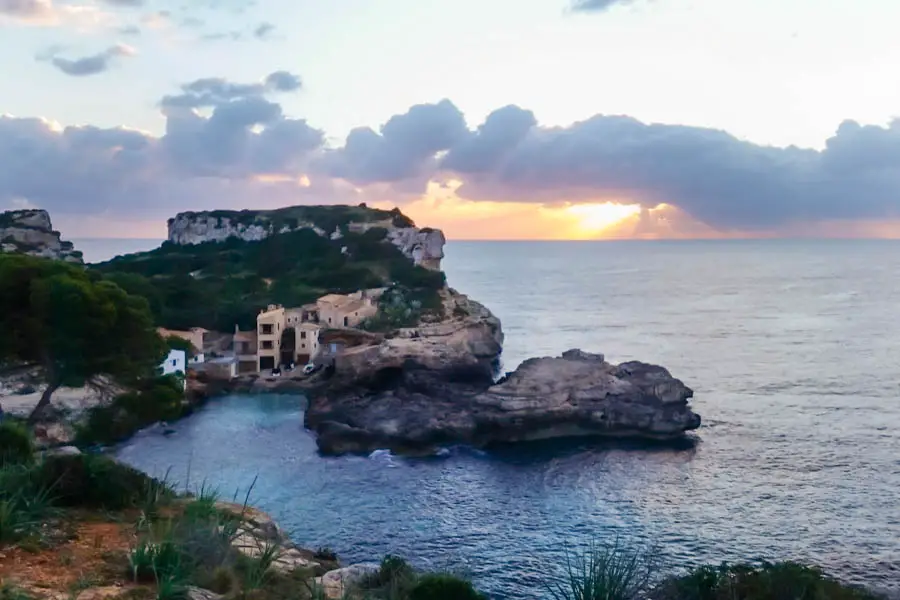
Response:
[2,0,900,240]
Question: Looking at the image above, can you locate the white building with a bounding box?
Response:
[160,349,186,378]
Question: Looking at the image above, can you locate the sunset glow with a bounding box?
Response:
[566,203,643,235]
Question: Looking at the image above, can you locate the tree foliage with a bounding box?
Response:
[96,225,445,332]
[0,254,168,423]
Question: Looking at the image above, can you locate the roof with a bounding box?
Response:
[317,294,349,306]
[297,322,321,330]
[157,328,203,353]
[341,300,366,313]
[233,330,257,342]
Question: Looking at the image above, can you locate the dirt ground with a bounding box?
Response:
[0,515,139,600]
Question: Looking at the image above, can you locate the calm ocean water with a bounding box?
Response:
[102,239,899,598]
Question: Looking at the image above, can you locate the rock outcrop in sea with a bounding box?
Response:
[306,343,701,455]
[299,289,699,456]
[0,209,82,263]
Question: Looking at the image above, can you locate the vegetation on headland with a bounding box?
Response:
[170,205,415,234]
[0,426,886,600]
[0,254,169,424]
[96,219,445,333]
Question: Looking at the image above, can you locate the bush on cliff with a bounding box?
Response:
[408,573,486,600]
[96,224,445,332]
[77,375,185,446]
[0,421,35,465]
[653,561,880,600]
[33,453,173,510]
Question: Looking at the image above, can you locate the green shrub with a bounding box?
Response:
[653,562,880,600]
[77,375,185,446]
[408,573,485,600]
[0,421,35,466]
[0,583,34,600]
[34,454,172,510]
[130,537,185,583]
[0,463,57,544]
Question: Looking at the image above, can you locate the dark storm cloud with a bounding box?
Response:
[38,45,135,77]
[316,99,469,184]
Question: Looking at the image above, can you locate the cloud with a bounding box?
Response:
[38,44,136,76]
[160,71,302,110]
[100,0,143,6]
[0,0,53,21]
[569,0,641,11]
[200,30,242,41]
[3,73,900,238]
[1,0,116,27]
[254,21,274,39]
[316,100,469,184]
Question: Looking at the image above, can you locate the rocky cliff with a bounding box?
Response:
[167,205,445,270]
[0,209,82,263]
[306,348,701,456]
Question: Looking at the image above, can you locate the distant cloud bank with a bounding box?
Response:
[1,69,899,236]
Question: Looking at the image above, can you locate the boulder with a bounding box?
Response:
[307,349,701,455]
[313,564,380,599]
[215,500,322,573]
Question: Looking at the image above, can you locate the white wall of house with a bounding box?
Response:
[161,349,186,377]
[191,353,205,364]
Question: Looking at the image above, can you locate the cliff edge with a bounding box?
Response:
[167,205,445,270]
[0,209,82,263]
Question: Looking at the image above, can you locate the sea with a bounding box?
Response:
[77,238,900,598]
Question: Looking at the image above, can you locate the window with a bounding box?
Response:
[343,316,349,327]
[171,359,177,367]
[260,324,273,335]
[300,331,307,339]
[261,341,273,350]
[301,343,306,349]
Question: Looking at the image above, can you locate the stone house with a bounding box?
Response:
[232,326,258,374]
[256,305,285,371]
[157,327,207,364]
[233,288,386,373]
[316,289,384,329]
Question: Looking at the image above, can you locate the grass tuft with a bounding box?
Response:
[546,539,657,600]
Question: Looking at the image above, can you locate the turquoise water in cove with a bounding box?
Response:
[103,239,900,598]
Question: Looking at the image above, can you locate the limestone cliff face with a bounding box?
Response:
[166,206,445,270]
[0,209,82,263]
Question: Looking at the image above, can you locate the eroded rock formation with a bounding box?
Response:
[0,209,82,263]
[305,294,700,455]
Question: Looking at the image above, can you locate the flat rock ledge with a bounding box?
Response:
[305,349,701,456]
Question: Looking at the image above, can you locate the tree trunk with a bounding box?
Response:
[27,378,61,425]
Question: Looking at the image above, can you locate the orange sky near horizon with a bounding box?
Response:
[56,198,900,241]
